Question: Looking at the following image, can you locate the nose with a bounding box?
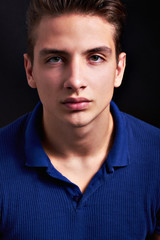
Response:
[63,57,87,92]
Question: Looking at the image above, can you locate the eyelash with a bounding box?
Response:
[45,54,105,65]
[46,56,63,63]
[89,55,105,63]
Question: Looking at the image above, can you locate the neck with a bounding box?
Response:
[42,109,114,160]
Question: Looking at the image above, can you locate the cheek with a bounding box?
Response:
[32,72,60,108]
[91,69,116,95]
[33,68,63,91]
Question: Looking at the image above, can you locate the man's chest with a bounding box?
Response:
[0,168,158,240]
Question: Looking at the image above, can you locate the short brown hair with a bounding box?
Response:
[26,0,126,63]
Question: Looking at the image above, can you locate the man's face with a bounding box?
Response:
[24,14,126,128]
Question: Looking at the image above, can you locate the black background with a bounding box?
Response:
[0,0,160,127]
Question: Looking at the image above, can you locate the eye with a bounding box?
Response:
[89,55,104,63]
[47,56,63,63]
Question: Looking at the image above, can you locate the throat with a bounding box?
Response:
[42,111,115,193]
[42,111,114,158]
[48,152,108,194]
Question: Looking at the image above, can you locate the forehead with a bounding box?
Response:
[34,14,116,53]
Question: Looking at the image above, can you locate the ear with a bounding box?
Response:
[114,52,126,88]
[24,54,37,89]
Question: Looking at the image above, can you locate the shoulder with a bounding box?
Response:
[0,114,30,179]
[0,113,30,145]
[111,101,160,152]
[123,112,160,142]
[122,112,160,168]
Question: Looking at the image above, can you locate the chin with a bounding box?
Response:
[62,110,98,128]
[67,120,89,128]
[66,115,95,129]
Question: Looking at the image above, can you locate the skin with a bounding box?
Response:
[24,13,126,193]
[24,14,160,239]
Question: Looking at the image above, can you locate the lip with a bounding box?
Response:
[62,97,92,111]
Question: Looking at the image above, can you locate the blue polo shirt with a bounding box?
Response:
[0,101,160,239]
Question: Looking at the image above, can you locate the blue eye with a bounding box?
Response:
[48,56,62,63]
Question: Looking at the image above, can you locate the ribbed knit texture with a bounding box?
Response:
[0,101,160,239]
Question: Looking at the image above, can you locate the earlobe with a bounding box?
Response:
[114,52,126,88]
[24,54,37,89]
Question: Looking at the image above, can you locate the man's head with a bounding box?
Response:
[24,0,126,129]
[24,14,126,128]
[26,0,126,64]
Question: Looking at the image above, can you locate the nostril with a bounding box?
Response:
[64,79,87,91]
[66,86,72,90]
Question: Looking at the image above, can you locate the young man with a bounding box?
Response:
[0,0,160,239]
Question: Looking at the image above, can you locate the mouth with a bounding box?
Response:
[62,97,92,111]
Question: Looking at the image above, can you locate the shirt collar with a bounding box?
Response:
[25,102,49,167]
[106,101,130,173]
[25,101,130,170]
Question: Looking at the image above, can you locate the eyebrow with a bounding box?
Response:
[39,49,70,57]
[39,46,112,58]
[83,46,112,56]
